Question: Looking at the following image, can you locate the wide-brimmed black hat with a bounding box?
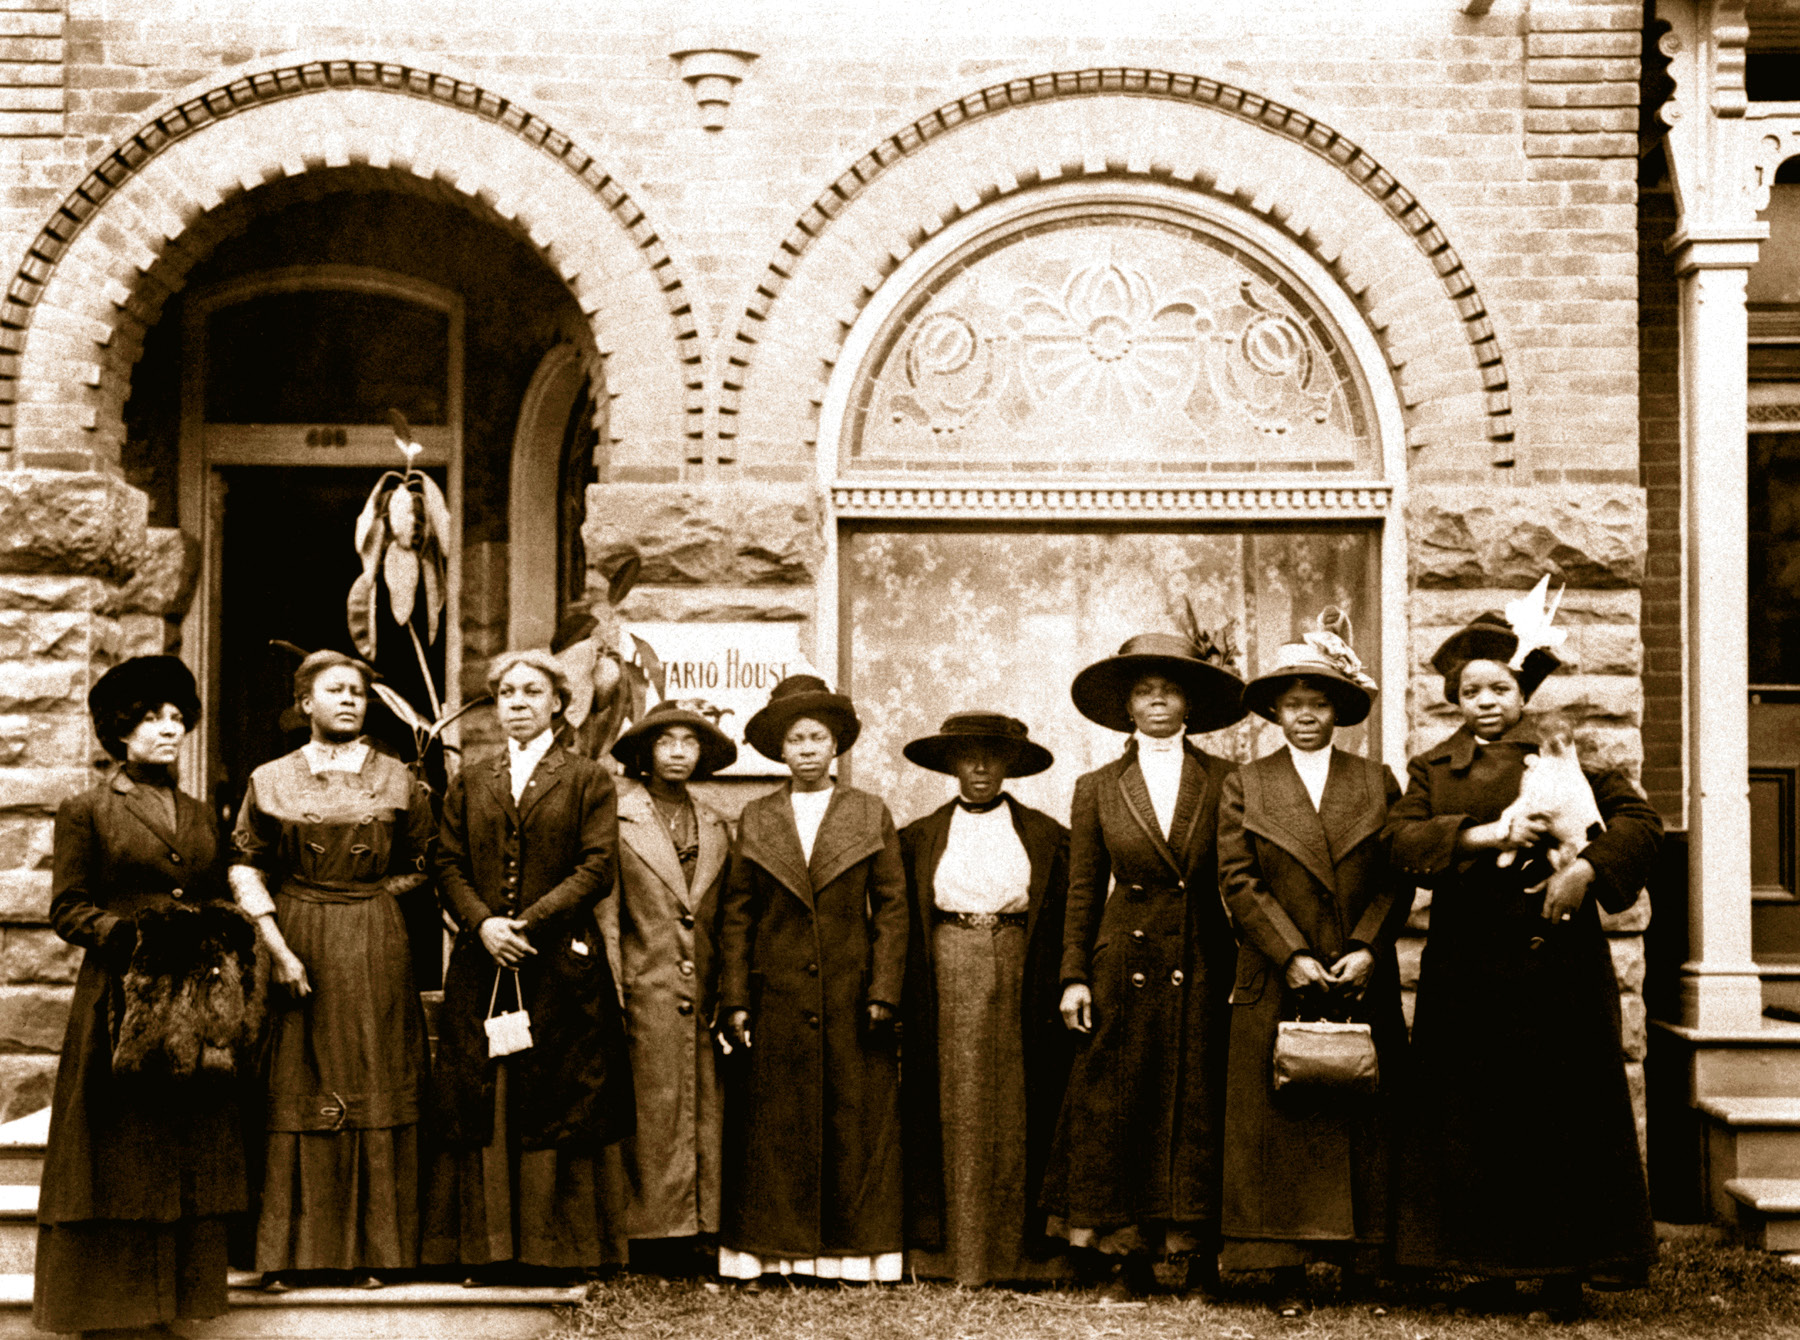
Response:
[1242,640,1378,728]
[88,656,202,759]
[1431,614,1560,703]
[1071,632,1247,735]
[903,711,1054,778]
[611,699,739,778]
[744,675,861,762]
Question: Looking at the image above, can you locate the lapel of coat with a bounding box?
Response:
[617,782,688,903]
[516,745,568,824]
[1241,750,1338,893]
[1008,795,1054,944]
[691,799,729,904]
[111,769,181,854]
[1319,750,1386,866]
[1169,743,1214,874]
[739,786,814,909]
[487,755,522,826]
[909,801,957,979]
[1116,744,1183,878]
[809,787,885,892]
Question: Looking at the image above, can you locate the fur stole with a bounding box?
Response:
[112,901,269,1079]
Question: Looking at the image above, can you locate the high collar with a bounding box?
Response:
[955,792,1007,814]
[1439,718,1541,772]
[507,728,556,770]
[121,760,176,788]
[1133,730,1186,756]
[302,737,369,775]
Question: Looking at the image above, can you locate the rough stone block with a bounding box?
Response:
[0,660,81,713]
[0,984,70,1052]
[0,818,52,875]
[0,767,92,816]
[0,576,102,613]
[104,527,199,618]
[0,471,147,584]
[617,586,813,623]
[0,712,94,768]
[582,482,825,586]
[1407,485,1647,589]
[114,612,167,658]
[0,871,50,924]
[0,612,89,661]
[1575,623,1642,675]
[0,928,77,985]
[0,1054,55,1124]
[1600,888,1651,934]
[1609,933,1645,994]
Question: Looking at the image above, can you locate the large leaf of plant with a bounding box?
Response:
[417,474,453,554]
[555,639,600,731]
[606,554,642,606]
[629,633,667,700]
[420,536,444,643]
[371,681,430,735]
[384,545,420,627]
[347,568,380,659]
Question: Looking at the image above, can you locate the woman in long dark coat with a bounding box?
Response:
[716,675,908,1285]
[1043,632,1244,1299]
[1217,634,1405,1310]
[1384,600,1663,1320]
[898,712,1073,1287]
[603,700,736,1273]
[231,650,434,1284]
[427,649,633,1282]
[35,657,251,1337]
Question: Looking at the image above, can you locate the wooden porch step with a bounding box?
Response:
[1697,1096,1800,1128]
[1727,1178,1800,1251]
[0,1272,585,1338]
[1654,1018,1800,1099]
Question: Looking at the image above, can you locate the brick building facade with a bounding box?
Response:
[0,0,1780,1237]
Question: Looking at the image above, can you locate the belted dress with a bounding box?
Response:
[231,743,435,1273]
[1041,737,1237,1256]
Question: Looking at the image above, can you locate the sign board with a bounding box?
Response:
[621,622,816,777]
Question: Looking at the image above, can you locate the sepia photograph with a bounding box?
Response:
[0,0,1795,1335]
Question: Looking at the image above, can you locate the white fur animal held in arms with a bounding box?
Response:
[1494,725,1604,872]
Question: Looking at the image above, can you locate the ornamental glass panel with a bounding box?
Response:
[845,203,1375,477]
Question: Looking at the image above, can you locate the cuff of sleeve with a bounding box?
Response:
[229,874,277,921]
[98,914,128,949]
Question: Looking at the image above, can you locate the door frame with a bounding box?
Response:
[177,265,466,798]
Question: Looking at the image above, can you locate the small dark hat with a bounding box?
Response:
[1071,632,1247,735]
[88,656,201,760]
[1431,614,1560,703]
[744,675,861,762]
[903,711,1054,778]
[611,699,739,779]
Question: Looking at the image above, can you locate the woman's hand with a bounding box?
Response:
[1531,856,1595,926]
[717,1008,752,1054]
[270,944,311,997]
[478,916,537,968]
[1459,811,1551,853]
[1059,982,1094,1034]
[1285,952,1334,993]
[1327,948,1376,1000]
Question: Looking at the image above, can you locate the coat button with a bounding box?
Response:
[1131,929,1145,942]
[1130,884,1143,894]
[1171,969,1185,986]
[170,888,184,900]
[806,962,818,976]
[678,960,694,977]
[680,914,695,929]
[805,1012,819,1029]
[1131,972,1146,988]
[169,854,181,864]
[677,1000,694,1016]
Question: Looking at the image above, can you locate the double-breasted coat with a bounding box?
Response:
[1042,740,1238,1238]
[36,768,247,1332]
[717,783,909,1259]
[601,778,731,1239]
[1217,748,1406,1254]
[898,795,1073,1251]
[1383,723,1662,1279]
[433,744,633,1151]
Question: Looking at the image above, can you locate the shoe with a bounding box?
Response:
[1538,1276,1585,1322]
[260,1273,293,1294]
[1453,1277,1519,1314]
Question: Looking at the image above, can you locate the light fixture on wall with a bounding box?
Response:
[670,44,759,131]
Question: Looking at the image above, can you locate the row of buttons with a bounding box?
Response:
[1130,969,1185,988]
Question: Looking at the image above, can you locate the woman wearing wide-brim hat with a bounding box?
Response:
[715,676,908,1285]
[1041,632,1245,1299]
[35,656,256,1336]
[1382,585,1662,1319]
[601,701,737,1273]
[1217,622,1409,1310]
[896,713,1074,1286]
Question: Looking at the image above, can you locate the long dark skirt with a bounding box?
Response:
[908,924,1069,1286]
[423,1061,629,1269]
[256,886,427,1272]
[34,1215,230,1332]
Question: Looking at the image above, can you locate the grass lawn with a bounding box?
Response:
[549,1238,1800,1340]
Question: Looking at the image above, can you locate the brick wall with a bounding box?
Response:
[1638,178,1683,827]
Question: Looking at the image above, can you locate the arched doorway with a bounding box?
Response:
[816,181,1407,825]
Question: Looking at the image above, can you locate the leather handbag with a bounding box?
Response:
[484,968,534,1058]
[1271,1019,1378,1095]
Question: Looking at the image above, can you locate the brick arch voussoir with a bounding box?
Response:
[1,58,699,459]
[730,67,1516,464]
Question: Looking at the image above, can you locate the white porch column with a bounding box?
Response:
[1673,227,1767,1031]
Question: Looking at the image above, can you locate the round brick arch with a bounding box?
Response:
[726,69,1516,468]
[1,58,698,466]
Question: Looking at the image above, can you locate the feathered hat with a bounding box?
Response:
[1240,608,1380,727]
[1430,575,1566,703]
